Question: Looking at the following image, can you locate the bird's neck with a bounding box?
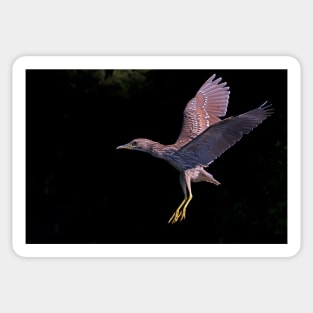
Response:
[147,141,175,159]
[146,142,165,157]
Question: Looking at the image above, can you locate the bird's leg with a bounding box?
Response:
[180,177,193,221]
[168,197,187,224]
[168,173,187,223]
[168,173,192,224]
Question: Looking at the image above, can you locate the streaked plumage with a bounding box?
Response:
[117,74,273,223]
[175,74,230,147]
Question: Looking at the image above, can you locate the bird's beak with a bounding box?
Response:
[116,143,133,150]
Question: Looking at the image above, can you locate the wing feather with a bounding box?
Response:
[175,74,230,147]
[174,103,273,169]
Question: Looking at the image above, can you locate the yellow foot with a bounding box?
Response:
[168,196,192,224]
[168,207,187,224]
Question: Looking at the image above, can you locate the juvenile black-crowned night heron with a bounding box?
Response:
[117,74,272,224]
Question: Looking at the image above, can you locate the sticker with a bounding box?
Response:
[12,56,300,257]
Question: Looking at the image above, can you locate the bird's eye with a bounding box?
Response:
[131,141,137,147]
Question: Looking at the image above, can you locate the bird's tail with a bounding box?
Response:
[200,169,221,185]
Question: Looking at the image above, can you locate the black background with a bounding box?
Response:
[26,69,287,244]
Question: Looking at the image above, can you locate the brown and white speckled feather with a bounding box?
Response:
[174,103,273,169]
[175,74,230,148]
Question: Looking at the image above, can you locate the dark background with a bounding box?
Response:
[26,69,287,244]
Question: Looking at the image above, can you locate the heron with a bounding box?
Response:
[117,74,272,223]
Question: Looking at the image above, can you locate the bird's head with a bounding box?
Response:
[116,138,158,153]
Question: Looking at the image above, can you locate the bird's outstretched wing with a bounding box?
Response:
[175,74,230,148]
[174,103,273,169]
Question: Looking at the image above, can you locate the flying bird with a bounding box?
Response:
[117,74,273,223]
